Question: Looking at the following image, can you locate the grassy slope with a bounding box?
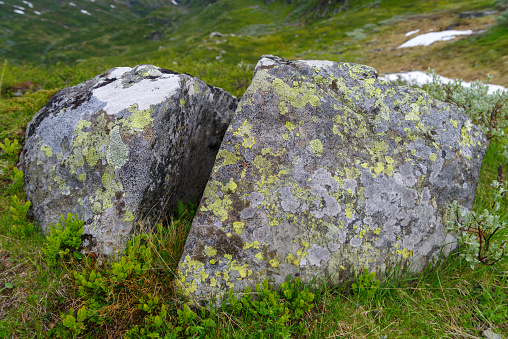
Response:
[0,0,507,338]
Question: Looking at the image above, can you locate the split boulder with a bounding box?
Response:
[176,55,487,301]
[20,65,237,256]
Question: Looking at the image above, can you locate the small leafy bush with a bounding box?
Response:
[225,277,315,337]
[74,234,152,299]
[43,213,84,266]
[7,194,34,238]
[7,167,24,194]
[122,277,315,338]
[447,181,507,269]
[60,306,88,338]
[426,69,508,141]
[0,138,20,157]
[351,268,381,299]
[124,294,173,338]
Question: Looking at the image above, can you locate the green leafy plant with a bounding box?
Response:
[7,167,24,193]
[59,306,88,338]
[124,295,173,338]
[43,213,84,266]
[0,138,19,156]
[447,181,507,269]
[8,194,34,238]
[426,69,508,141]
[352,268,381,299]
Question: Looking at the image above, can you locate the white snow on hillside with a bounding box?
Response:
[14,9,24,14]
[69,2,76,7]
[399,30,473,48]
[0,1,5,5]
[34,10,40,15]
[171,0,178,5]
[81,9,91,15]
[22,1,33,8]
[14,5,24,10]
[380,71,506,95]
[405,29,420,37]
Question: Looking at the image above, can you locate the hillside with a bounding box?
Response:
[0,0,507,87]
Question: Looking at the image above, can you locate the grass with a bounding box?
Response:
[0,0,507,337]
[0,64,506,339]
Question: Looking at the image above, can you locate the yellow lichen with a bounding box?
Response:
[310,139,323,157]
[40,145,53,157]
[233,221,245,235]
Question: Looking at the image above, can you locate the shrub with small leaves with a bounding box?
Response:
[124,295,173,338]
[0,138,20,156]
[426,69,508,141]
[43,213,84,266]
[352,268,381,299]
[59,306,88,338]
[8,194,34,238]
[7,167,24,193]
[447,181,507,269]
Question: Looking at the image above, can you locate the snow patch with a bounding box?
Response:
[379,71,506,95]
[69,2,76,7]
[14,9,25,15]
[110,4,115,8]
[81,9,91,15]
[14,5,24,10]
[22,1,33,8]
[399,30,474,48]
[0,1,5,5]
[171,0,178,4]
[34,10,40,15]
[405,29,420,37]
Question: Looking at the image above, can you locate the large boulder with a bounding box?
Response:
[176,55,487,302]
[19,65,237,256]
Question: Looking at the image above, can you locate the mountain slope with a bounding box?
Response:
[0,0,506,87]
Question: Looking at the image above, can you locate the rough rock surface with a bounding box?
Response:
[20,65,237,256]
[176,55,487,302]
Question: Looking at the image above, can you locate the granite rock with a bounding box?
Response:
[20,65,237,256]
[176,55,487,302]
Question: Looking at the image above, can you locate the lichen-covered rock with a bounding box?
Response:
[19,65,237,256]
[176,55,487,302]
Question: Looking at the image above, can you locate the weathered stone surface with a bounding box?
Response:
[19,65,237,256]
[176,55,487,301]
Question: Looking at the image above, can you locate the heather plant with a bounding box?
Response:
[426,69,508,141]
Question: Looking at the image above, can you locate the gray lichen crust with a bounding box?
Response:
[20,65,237,256]
[176,55,487,302]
